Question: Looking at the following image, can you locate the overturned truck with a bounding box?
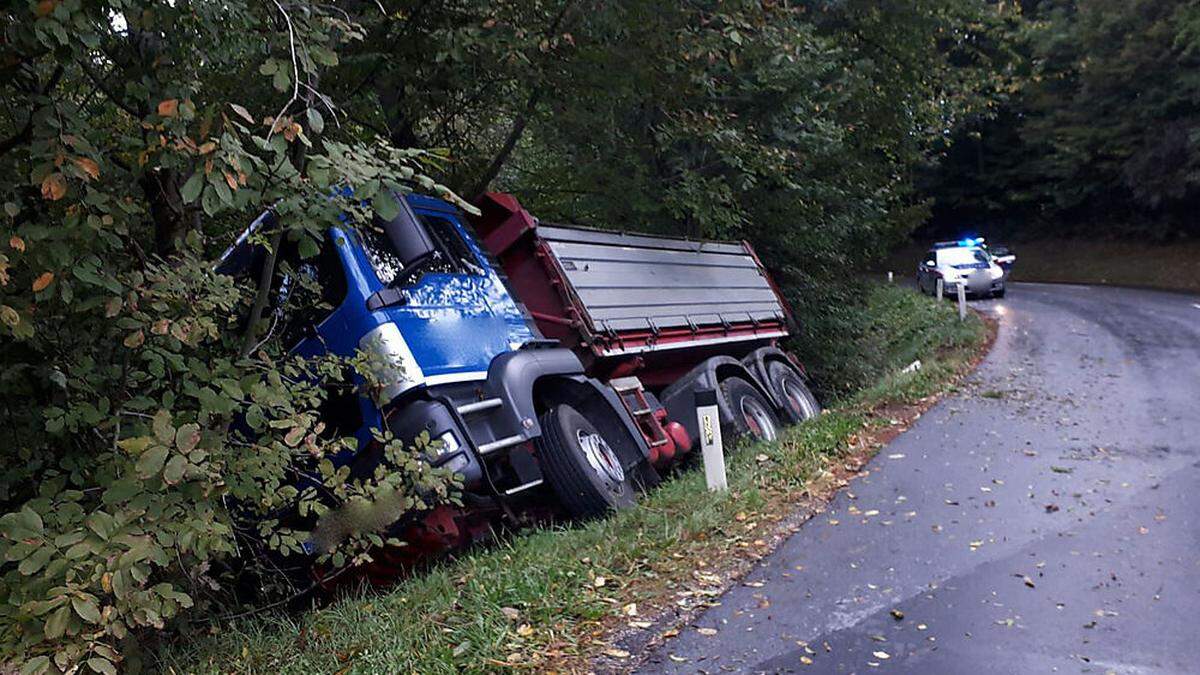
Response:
[225,191,820,567]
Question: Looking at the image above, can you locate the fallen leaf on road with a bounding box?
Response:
[697,627,718,636]
[873,651,890,660]
[605,648,630,659]
[891,609,905,621]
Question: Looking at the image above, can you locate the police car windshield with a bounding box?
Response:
[937,247,989,266]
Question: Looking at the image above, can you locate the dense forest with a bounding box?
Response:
[0,1,1191,671]
[924,0,1200,240]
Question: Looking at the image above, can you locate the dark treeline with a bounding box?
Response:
[922,0,1200,241]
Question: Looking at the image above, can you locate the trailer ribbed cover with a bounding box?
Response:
[536,224,788,336]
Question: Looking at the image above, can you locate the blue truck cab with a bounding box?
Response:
[219,193,654,529]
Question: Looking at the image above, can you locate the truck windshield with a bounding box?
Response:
[360,212,482,287]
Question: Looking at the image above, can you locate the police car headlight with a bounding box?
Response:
[358,323,425,405]
[989,267,1004,279]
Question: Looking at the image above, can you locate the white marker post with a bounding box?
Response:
[936,278,944,301]
[887,271,894,284]
[695,389,727,492]
[957,282,967,321]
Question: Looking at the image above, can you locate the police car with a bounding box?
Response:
[916,238,1007,299]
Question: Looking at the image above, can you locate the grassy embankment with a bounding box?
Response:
[882,239,1200,294]
[158,284,987,674]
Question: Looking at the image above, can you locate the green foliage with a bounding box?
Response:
[0,1,462,671]
[504,1,1005,279]
[789,283,984,400]
[923,0,1200,239]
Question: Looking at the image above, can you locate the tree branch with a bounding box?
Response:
[469,88,541,197]
[0,65,64,158]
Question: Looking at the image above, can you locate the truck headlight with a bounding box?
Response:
[358,322,425,405]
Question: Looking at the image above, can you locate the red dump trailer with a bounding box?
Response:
[470,193,821,468]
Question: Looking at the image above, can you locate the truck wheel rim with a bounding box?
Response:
[782,377,817,420]
[577,430,625,486]
[740,397,777,441]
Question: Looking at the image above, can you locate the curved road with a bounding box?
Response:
[638,283,1200,674]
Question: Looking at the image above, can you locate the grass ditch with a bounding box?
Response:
[157,285,988,674]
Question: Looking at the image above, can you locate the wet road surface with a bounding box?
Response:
[638,283,1200,674]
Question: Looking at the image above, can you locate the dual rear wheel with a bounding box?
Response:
[719,363,821,444]
[535,362,820,517]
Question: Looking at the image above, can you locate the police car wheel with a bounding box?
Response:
[535,404,635,519]
[993,287,1006,298]
[720,376,782,443]
[767,361,821,424]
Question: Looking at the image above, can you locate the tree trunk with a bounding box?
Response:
[141,167,198,257]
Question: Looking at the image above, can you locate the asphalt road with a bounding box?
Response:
[638,283,1200,674]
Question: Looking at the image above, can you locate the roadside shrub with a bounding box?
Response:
[0,3,465,672]
[787,282,978,400]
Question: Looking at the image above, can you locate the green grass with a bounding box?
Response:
[156,285,986,674]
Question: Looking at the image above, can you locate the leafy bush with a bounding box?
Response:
[0,3,464,672]
[788,282,981,400]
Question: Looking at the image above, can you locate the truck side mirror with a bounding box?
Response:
[377,193,436,268]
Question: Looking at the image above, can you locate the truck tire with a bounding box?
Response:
[720,376,781,443]
[767,361,821,423]
[535,404,635,518]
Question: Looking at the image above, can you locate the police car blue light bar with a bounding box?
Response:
[933,237,986,249]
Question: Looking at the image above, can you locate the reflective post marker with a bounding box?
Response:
[887,271,893,284]
[695,389,727,492]
[936,278,944,301]
[957,282,967,320]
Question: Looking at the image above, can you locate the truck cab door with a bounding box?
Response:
[377,208,534,382]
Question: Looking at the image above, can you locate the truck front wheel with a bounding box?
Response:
[767,361,821,423]
[535,404,635,518]
[720,376,781,443]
